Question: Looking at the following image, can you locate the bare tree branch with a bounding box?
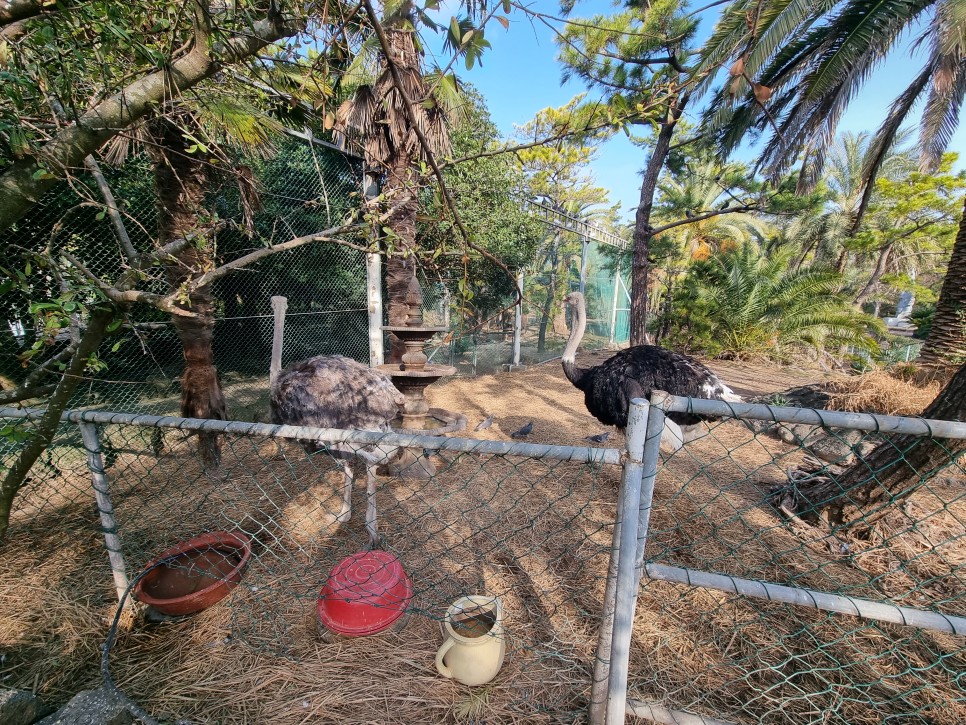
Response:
[0,384,57,405]
[649,204,756,236]
[84,156,138,264]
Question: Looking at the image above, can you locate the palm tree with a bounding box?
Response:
[137,65,324,466]
[695,0,966,364]
[670,242,880,359]
[334,2,467,358]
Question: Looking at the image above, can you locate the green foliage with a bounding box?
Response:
[659,243,882,359]
[417,88,543,320]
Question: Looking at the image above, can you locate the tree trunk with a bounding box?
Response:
[0,306,115,542]
[629,98,684,346]
[384,150,419,363]
[853,243,894,308]
[787,361,966,528]
[149,118,227,468]
[537,235,560,353]
[919,196,966,365]
[377,21,422,364]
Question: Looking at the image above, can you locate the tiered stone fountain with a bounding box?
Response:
[378,275,465,477]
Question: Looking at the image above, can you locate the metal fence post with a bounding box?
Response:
[609,269,621,345]
[633,391,668,587]
[78,421,130,606]
[590,398,649,725]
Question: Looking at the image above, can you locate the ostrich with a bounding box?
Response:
[270,355,405,547]
[561,292,741,451]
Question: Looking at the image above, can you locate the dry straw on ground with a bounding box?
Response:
[0,360,963,723]
[822,371,942,416]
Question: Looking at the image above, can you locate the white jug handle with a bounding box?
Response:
[435,638,456,678]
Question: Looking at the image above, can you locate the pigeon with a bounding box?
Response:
[474,414,494,431]
[510,421,534,438]
[583,432,610,443]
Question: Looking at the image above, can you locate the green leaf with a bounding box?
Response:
[502,0,511,13]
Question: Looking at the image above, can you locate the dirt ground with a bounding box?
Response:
[0,355,962,724]
[427,353,843,446]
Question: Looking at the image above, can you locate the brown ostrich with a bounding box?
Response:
[270,355,405,547]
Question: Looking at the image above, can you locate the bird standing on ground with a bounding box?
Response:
[561,292,741,451]
[270,355,404,547]
[474,414,494,431]
[583,432,610,443]
[510,421,534,438]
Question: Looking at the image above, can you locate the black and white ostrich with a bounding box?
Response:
[561,291,741,451]
[270,355,405,547]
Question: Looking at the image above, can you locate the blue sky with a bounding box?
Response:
[424,0,966,220]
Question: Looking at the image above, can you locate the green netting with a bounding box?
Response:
[0,136,367,417]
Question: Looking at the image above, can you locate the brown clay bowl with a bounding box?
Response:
[132,531,251,616]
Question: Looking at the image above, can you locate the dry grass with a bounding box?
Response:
[0,359,964,723]
[822,371,942,416]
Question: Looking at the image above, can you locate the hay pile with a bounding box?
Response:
[823,371,942,416]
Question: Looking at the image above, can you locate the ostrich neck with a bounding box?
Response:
[561,298,588,386]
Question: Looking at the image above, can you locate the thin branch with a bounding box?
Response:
[649,204,756,236]
[83,156,138,264]
[185,219,370,291]
[685,0,733,19]
[60,250,191,316]
[23,345,77,387]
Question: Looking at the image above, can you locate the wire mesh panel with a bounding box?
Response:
[1,135,367,417]
[0,410,624,723]
[632,397,966,724]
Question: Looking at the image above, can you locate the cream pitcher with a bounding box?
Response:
[435,595,505,686]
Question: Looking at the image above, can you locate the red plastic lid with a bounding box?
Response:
[317,550,413,636]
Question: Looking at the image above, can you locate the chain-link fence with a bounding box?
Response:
[1,134,368,418]
[0,405,626,722]
[628,393,966,725]
[2,132,630,418]
[1,392,964,723]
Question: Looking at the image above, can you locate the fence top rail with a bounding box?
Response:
[647,392,966,440]
[0,407,623,465]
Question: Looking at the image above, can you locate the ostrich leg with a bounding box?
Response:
[336,460,353,524]
[660,419,685,453]
[365,462,382,548]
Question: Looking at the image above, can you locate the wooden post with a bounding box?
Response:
[512,270,524,367]
[367,252,384,367]
[270,296,287,387]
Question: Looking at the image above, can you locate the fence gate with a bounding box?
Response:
[623,392,966,725]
